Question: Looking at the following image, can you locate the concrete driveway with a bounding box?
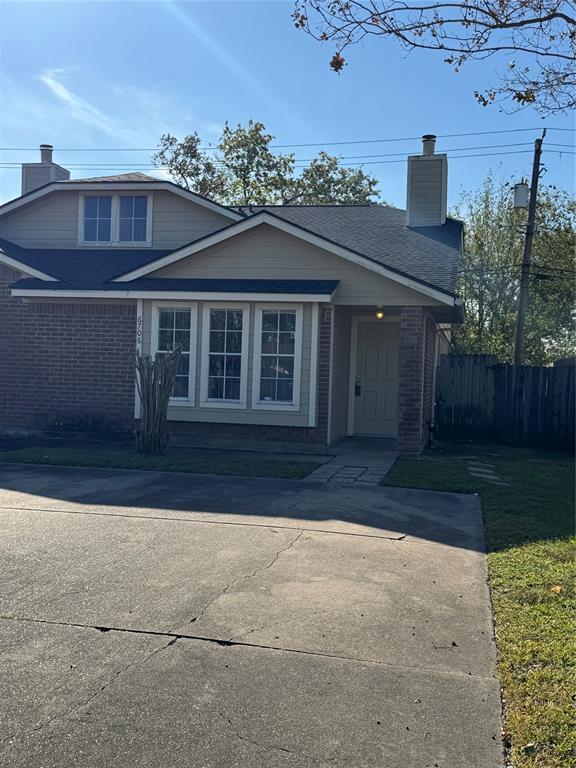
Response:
[0,464,503,767]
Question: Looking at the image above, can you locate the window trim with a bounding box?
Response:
[252,304,303,412]
[78,193,153,247]
[150,301,198,406]
[200,303,250,410]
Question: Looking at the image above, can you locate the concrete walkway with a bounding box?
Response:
[308,436,398,485]
[0,463,503,767]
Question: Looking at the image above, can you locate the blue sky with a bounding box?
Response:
[0,0,574,206]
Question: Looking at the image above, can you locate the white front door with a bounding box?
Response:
[353,322,400,436]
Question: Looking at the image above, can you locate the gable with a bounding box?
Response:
[153,224,446,307]
[0,188,232,250]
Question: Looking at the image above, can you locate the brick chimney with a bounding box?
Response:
[21,144,70,195]
[406,134,448,227]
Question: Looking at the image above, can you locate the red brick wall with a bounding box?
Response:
[1,267,332,445]
[397,306,437,454]
[422,315,436,431]
[0,264,136,430]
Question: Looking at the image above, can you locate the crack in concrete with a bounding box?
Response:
[217,710,336,766]
[1,637,177,745]
[0,503,411,542]
[190,529,304,625]
[0,614,495,682]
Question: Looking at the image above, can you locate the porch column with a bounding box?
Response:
[398,306,427,454]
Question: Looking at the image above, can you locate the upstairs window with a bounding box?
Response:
[119,196,148,242]
[81,193,151,245]
[83,196,112,242]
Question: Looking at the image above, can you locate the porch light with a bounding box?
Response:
[375,310,385,320]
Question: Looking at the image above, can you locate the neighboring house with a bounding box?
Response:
[0,137,462,453]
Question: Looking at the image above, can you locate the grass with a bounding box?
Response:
[0,445,318,480]
[384,443,575,768]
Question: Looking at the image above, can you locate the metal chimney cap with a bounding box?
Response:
[421,135,437,156]
[39,144,54,163]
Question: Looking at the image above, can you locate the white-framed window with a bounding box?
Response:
[79,193,152,246]
[83,196,112,242]
[200,304,249,409]
[252,305,303,411]
[150,302,197,404]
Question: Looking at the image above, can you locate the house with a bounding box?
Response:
[0,136,462,453]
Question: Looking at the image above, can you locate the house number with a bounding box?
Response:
[136,314,143,347]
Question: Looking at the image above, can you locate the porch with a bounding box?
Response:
[328,305,440,454]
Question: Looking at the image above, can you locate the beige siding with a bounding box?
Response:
[0,192,79,247]
[142,299,313,427]
[0,189,230,250]
[157,225,444,307]
[151,190,230,249]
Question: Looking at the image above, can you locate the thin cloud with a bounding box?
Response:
[39,68,154,147]
[161,0,303,127]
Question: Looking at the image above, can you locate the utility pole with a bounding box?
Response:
[513,129,546,366]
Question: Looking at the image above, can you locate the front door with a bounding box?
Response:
[353,322,400,436]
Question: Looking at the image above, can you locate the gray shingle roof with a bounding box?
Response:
[66,172,160,183]
[1,199,462,296]
[241,205,462,295]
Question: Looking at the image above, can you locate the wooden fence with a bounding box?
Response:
[435,354,575,451]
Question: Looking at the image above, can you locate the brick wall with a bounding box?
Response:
[422,315,436,432]
[397,306,437,454]
[0,264,136,431]
[0,268,333,445]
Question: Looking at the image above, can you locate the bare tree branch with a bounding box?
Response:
[293,0,576,113]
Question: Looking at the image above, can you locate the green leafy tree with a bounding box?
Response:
[452,175,576,364]
[153,120,379,205]
[152,132,229,199]
[291,151,379,203]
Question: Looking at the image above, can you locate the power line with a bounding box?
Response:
[0,148,572,172]
[0,141,540,166]
[0,127,573,153]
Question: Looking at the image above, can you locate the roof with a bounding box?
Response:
[0,191,462,298]
[241,205,462,294]
[0,238,172,283]
[69,172,160,183]
[11,277,339,299]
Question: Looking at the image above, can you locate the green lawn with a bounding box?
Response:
[0,445,318,480]
[384,444,575,768]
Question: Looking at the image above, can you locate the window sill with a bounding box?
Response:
[168,398,195,407]
[78,241,152,248]
[253,401,301,412]
[201,400,247,410]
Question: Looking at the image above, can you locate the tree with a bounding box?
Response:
[292,151,379,203]
[153,120,379,205]
[452,175,576,364]
[135,347,181,455]
[152,132,229,200]
[292,1,576,114]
